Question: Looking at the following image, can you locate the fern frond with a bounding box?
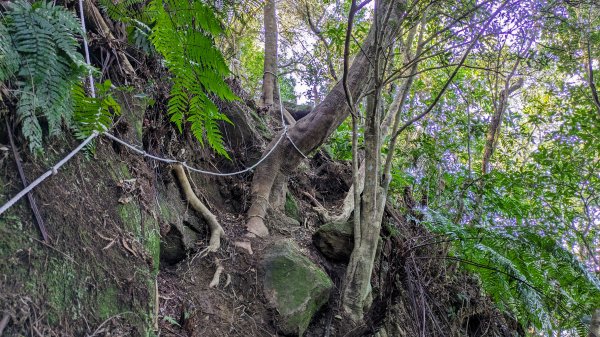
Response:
[16,91,43,153]
[0,22,19,82]
[73,80,121,138]
[420,208,600,333]
[2,0,95,153]
[147,0,237,157]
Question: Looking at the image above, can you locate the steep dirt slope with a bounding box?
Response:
[0,81,521,336]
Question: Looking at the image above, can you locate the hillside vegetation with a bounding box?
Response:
[0,0,599,336]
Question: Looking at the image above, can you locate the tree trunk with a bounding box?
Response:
[261,0,278,107]
[590,309,600,337]
[342,92,383,322]
[472,57,525,226]
[245,0,406,237]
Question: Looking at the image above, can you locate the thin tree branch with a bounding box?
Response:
[586,38,600,117]
[389,0,509,143]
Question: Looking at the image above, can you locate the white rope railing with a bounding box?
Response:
[0,132,98,215]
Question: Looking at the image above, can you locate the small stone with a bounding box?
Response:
[334,315,342,320]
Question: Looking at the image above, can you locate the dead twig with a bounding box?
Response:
[5,119,48,242]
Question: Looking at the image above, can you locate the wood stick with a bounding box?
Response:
[5,119,49,242]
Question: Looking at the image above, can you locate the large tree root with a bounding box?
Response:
[172,164,225,255]
[314,159,365,224]
[209,259,224,288]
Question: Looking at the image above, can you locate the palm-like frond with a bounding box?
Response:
[148,0,236,158]
[421,208,600,335]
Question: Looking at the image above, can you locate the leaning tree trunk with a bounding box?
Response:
[245,0,406,237]
[471,57,525,226]
[261,0,278,108]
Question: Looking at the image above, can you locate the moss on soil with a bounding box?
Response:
[263,240,333,336]
[284,192,300,222]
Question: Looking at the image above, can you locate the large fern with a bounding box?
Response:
[147,0,237,158]
[0,22,19,82]
[0,1,118,152]
[420,208,600,335]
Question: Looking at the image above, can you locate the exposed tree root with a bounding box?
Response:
[172,164,225,255]
[209,259,224,288]
[314,160,365,224]
[0,313,9,335]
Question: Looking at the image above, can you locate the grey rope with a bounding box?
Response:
[103,131,287,177]
[0,132,98,215]
[263,70,308,159]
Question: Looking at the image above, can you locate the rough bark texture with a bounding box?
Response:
[591,309,600,337]
[342,93,383,322]
[246,0,406,237]
[261,0,278,107]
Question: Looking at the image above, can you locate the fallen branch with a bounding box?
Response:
[0,313,9,335]
[82,0,135,77]
[172,164,225,255]
[6,119,48,242]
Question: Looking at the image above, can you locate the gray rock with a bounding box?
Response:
[262,239,333,336]
[313,222,354,261]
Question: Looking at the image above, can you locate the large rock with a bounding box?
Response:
[262,239,333,336]
[313,222,354,261]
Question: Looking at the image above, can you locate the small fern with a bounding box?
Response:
[147,0,237,158]
[420,208,600,335]
[97,0,154,53]
[72,80,121,138]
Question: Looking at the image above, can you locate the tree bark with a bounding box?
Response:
[316,21,422,225]
[261,0,278,107]
[342,92,382,322]
[82,0,135,77]
[590,309,600,337]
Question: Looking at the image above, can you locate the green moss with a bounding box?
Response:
[96,285,120,320]
[118,202,142,236]
[249,110,272,138]
[145,226,161,274]
[284,192,300,222]
[263,240,333,336]
[45,258,79,324]
[109,161,132,182]
[321,221,353,236]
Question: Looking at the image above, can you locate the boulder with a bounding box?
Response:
[313,222,354,261]
[262,239,333,336]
